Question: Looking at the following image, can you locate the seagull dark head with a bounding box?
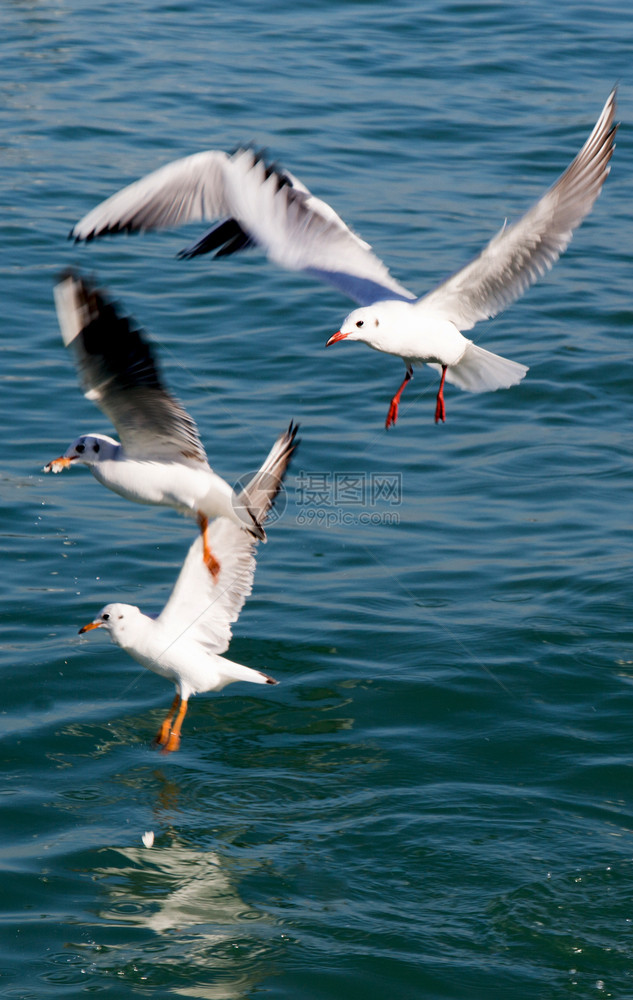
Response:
[44,433,119,473]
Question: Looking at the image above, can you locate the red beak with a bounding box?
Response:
[325,330,350,347]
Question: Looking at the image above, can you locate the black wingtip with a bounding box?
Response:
[69,226,96,244]
[177,219,255,260]
[287,419,301,453]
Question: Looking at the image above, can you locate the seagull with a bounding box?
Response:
[70,90,618,427]
[78,433,297,753]
[44,271,298,577]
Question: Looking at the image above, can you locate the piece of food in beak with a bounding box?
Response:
[43,456,75,474]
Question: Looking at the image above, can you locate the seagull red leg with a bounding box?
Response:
[434,365,447,424]
[196,512,221,581]
[386,368,413,429]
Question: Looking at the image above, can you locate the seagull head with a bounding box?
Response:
[79,602,137,642]
[43,433,119,473]
[326,302,404,353]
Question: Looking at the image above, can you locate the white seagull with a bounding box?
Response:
[70,90,618,427]
[78,437,296,753]
[44,271,298,576]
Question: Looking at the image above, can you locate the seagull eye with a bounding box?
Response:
[93,442,100,453]
[76,443,85,454]
[102,613,110,621]
[355,320,364,329]
[374,319,379,327]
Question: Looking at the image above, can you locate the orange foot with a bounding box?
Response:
[160,730,181,754]
[204,549,221,582]
[197,512,221,581]
[153,695,188,754]
[154,694,180,750]
[154,718,172,748]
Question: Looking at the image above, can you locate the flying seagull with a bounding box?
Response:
[44,271,298,575]
[71,90,617,427]
[78,452,295,753]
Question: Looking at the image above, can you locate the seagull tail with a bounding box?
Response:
[232,421,300,542]
[218,657,279,687]
[441,343,529,394]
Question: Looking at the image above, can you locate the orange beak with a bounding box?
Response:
[325,330,350,347]
[43,455,77,474]
[78,620,102,634]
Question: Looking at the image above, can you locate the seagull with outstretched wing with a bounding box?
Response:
[71,90,617,427]
[79,427,297,752]
[44,271,298,575]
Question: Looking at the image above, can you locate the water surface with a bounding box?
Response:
[2,2,633,997]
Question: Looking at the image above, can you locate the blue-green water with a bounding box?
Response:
[2,2,633,997]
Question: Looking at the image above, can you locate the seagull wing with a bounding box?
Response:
[157,422,297,653]
[416,89,617,331]
[71,148,416,306]
[233,420,299,537]
[54,271,207,464]
[157,522,256,654]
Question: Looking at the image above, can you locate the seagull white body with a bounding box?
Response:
[335,302,474,369]
[57,432,239,522]
[328,300,528,424]
[100,602,261,700]
[71,90,618,426]
[79,430,298,752]
[45,272,298,570]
